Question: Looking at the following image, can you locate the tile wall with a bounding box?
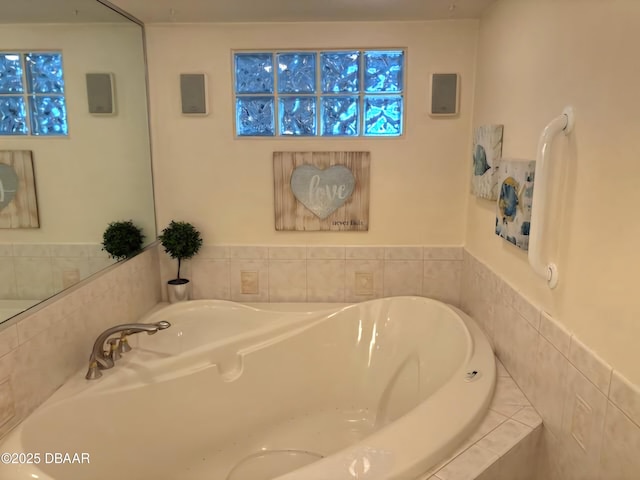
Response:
[0,243,115,300]
[158,245,464,305]
[0,246,161,439]
[460,251,640,480]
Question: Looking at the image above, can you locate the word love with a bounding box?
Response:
[290,164,355,219]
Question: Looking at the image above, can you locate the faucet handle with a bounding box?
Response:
[118,333,132,353]
[107,338,121,362]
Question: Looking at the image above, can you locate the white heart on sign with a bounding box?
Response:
[290,165,355,219]
[0,164,19,212]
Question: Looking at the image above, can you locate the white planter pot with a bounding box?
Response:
[167,279,190,303]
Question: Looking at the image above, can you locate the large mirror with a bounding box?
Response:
[0,0,156,322]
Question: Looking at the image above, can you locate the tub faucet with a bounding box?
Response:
[85,321,171,380]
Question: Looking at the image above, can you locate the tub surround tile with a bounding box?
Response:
[307,246,346,259]
[476,428,540,480]
[532,334,569,437]
[476,419,532,456]
[552,364,608,480]
[268,246,307,260]
[384,246,423,260]
[345,246,385,260]
[0,326,18,358]
[198,245,230,259]
[512,406,543,429]
[13,257,54,300]
[568,336,612,395]
[49,244,90,258]
[383,260,423,297]
[0,246,161,442]
[12,244,51,257]
[496,358,509,377]
[0,258,17,299]
[599,402,640,479]
[229,246,269,260]
[306,260,345,302]
[466,409,509,445]
[191,259,231,300]
[490,376,531,417]
[230,260,269,302]
[460,250,640,480]
[609,370,640,428]
[344,260,383,303]
[268,260,307,302]
[423,260,461,305]
[539,311,571,357]
[423,246,464,261]
[0,378,15,428]
[512,292,540,330]
[435,444,499,480]
[0,244,13,257]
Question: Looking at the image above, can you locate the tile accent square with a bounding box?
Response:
[345,260,383,302]
[230,260,269,302]
[240,271,259,295]
[355,272,374,296]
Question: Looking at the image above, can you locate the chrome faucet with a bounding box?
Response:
[85,321,171,380]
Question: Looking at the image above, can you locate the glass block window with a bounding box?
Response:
[0,52,68,136]
[233,49,404,137]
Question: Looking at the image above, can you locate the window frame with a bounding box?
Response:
[232,47,407,139]
[0,50,69,137]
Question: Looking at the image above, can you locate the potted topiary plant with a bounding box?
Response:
[158,220,203,303]
[102,220,145,261]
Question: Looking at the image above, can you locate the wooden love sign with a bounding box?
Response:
[273,152,370,231]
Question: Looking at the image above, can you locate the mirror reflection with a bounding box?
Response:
[0,0,156,323]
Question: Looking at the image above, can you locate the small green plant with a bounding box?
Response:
[158,221,203,281]
[102,220,145,260]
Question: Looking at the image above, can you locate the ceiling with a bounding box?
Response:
[0,0,130,23]
[109,0,497,23]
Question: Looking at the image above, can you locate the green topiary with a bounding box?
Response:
[102,220,145,260]
[158,220,203,281]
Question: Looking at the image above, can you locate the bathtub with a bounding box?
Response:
[0,296,495,480]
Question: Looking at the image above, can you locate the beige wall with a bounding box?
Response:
[145,20,478,245]
[0,24,155,243]
[467,0,640,384]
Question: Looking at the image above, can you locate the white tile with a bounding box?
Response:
[0,244,13,257]
[16,309,51,345]
[496,358,510,377]
[198,245,229,259]
[608,370,640,429]
[306,246,345,259]
[49,244,90,258]
[512,291,540,330]
[268,246,306,260]
[490,376,531,417]
[345,260,383,303]
[512,406,542,429]
[533,334,569,436]
[504,311,538,400]
[466,409,509,445]
[599,401,640,479]
[230,260,269,302]
[539,310,571,358]
[0,325,19,357]
[435,444,498,480]
[423,260,462,306]
[345,246,385,260]
[191,259,230,300]
[568,336,612,395]
[0,257,16,299]
[51,257,90,292]
[13,257,54,300]
[228,245,269,260]
[269,260,306,302]
[558,363,608,479]
[306,260,345,302]
[423,246,464,260]
[0,377,15,429]
[12,244,51,257]
[476,419,532,456]
[383,260,423,297]
[384,246,423,260]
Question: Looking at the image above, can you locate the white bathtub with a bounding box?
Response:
[0,296,495,480]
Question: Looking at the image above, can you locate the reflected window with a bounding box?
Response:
[233,49,404,137]
[0,52,68,136]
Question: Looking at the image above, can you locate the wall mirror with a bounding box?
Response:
[0,0,156,323]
